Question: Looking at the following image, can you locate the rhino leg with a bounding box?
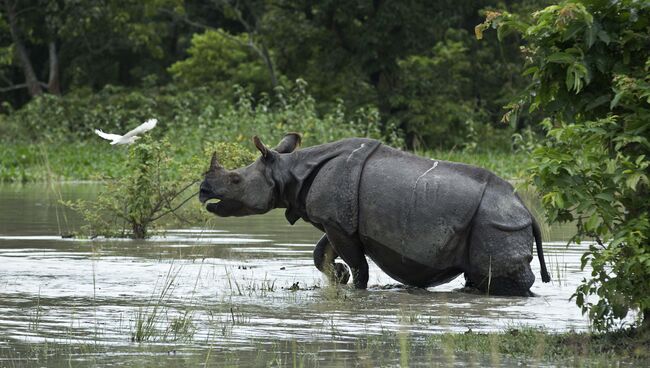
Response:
[464,265,535,296]
[324,227,369,289]
[313,234,350,284]
[466,223,536,296]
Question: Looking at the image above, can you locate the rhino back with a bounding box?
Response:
[358,145,493,283]
[302,139,381,234]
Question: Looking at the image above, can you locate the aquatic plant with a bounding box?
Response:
[132,265,180,342]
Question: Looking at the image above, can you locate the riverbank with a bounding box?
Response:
[0,141,532,183]
[434,327,649,365]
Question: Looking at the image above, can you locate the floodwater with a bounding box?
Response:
[0,183,603,366]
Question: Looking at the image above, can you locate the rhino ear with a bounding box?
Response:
[274,133,302,153]
[253,136,269,159]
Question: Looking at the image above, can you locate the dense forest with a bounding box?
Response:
[0,0,548,149]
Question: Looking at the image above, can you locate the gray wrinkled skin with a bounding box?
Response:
[199,134,551,296]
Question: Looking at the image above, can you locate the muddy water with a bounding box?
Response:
[0,184,593,366]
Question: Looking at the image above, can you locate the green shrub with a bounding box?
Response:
[1,79,403,147]
[168,29,273,97]
[63,137,261,238]
[389,31,482,149]
[0,85,222,142]
[482,0,650,331]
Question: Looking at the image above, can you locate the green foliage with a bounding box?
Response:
[63,137,203,238]
[389,31,479,148]
[0,85,221,142]
[1,79,403,147]
[201,142,257,170]
[168,29,273,96]
[437,326,650,361]
[189,80,404,149]
[533,117,649,330]
[263,1,537,148]
[0,80,406,183]
[2,0,545,150]
[483,0,650,331]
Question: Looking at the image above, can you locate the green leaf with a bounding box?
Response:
[626,173,642,190]
[547,52,577,64]
[585,95,610,111]
[523,66,539,76]
[595,193,613,202]
[597,30,611,44]
[585,212,601,232]
[585,26,597,49]
[566,69,576,91]
[610,92,623,109]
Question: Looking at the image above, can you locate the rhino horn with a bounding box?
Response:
[209,151,221,171]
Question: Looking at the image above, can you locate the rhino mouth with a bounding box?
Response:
[200,190,248,217]
[205,198,245,216]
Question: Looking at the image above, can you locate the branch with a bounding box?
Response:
[158,8,249,49]
[150,189,200,222]
[14,5,38,17]
[1,81,57,93]
[0,83,27,92]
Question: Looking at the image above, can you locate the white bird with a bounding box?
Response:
[94,118,157,145]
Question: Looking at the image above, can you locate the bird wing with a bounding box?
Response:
[94,129,122,141]
[122,118,157,139]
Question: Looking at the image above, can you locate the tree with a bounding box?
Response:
[0,0,182,105]
[168,28,273,96]
[479,0,650,331]
[1,0,46,97]
[161,0,280,90]
[262,0,543,148]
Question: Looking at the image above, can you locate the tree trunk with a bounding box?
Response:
[132,222,146,239]
[47,41,61,96]
[3,0,43,97]
[259,42,278,88]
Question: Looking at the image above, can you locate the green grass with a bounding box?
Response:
[0,142,128,182]
[1,140,532,183]
[433,327,650,363]
[424,148,533,180]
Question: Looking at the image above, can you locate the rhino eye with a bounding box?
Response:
[229,173,241,184]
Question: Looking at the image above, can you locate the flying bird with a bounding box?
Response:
[94,118,157,145]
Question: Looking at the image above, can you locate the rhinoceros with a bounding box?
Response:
[199,134,550,296]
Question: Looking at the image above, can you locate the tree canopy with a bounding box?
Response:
[1,0,548,149]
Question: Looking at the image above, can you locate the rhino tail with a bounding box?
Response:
[532,217,551,283]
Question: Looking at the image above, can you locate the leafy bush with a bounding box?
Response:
[168,29,273,97]
[182,80,404,149]
[1,79,403,148]
[0,85,222,142]
[64,137,256,238]
[390,31,483,149]
[482,0,650,331]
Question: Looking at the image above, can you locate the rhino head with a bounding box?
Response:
[199,133,301,217]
